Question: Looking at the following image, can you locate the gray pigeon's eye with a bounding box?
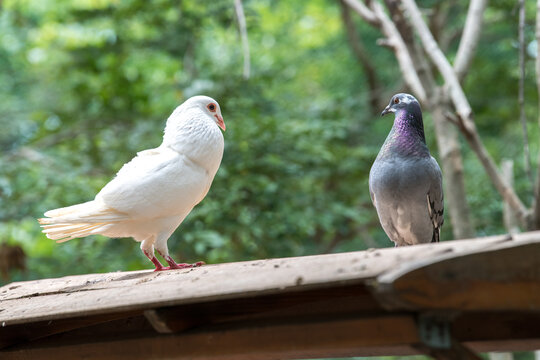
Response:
[207,103,216,112]
[394,98,399,104]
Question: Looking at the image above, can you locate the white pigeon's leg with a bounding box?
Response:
[154,232,204,270]
[140,236,165,271]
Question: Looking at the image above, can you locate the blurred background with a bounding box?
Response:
[0,0,538,286]
[2,1,540,359]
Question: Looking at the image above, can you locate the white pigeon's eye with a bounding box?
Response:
[394,97,399,104]
[207,103,217,112]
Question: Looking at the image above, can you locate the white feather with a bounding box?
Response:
[39,96,225,266]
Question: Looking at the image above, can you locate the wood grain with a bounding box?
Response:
[1,231,539,359]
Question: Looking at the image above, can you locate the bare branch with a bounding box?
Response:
[342,0,426,102]
[453,0,488,82]
[341,0,378,25]
[443,110,460,126]
[401,0,531,226]
[369,1,427,103]
[339,0,382,113]
[401,0,471,121]
[428,1,459,50]
[518,0,533,188]
[376,38,393,48]
[234,0,250,79]
[383,0,437,99]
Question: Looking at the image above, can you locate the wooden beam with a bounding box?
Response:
[0,310,142,349]
[142,284,380,334]
[373,234,540,311]
[3,310,540,360]
[1,314,423,360]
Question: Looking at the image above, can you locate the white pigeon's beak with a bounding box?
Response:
[214,114,226,131]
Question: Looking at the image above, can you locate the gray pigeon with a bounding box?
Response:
[369,93,444,246]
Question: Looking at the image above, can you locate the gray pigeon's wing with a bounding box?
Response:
[427,156,444,242]
[369,185,376,206]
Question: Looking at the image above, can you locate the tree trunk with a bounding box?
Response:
[501,159,520,234]
[432,101,475,239]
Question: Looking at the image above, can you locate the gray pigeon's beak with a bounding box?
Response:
[381,105,392,117]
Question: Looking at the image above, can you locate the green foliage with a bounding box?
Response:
[1,1,539,359]
[0,0,538,288]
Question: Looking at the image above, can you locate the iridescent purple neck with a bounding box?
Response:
[378,110,429,159]
[394,110,426,142]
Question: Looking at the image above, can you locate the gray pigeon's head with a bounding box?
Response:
[381,93,420,117]
[380,93,426,144]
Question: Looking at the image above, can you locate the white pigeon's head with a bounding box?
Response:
[179,95,226,131]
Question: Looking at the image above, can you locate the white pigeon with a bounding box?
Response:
[39,95,226,271]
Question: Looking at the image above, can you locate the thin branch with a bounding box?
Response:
[343,0,427,102]
[518,0,533,188]
[443,110,461,126]
[234,0,250,80]
[429,1,460,51]
[429,1,457,52]
[453,0,488,82]
[401,0,531,226]
[401,0,472,121]
[341,0,378,25]
[339,0,382,113]
[383,0,437,98]
[370,1,427,103]
[533,0,540,228]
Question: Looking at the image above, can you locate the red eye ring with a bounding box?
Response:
[207,103,216,112]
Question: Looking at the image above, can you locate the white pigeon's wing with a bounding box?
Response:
[96,147,211,219]
[136,147,161,157]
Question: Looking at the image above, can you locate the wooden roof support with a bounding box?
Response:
[1,231,539,359]
[416,314,483,360]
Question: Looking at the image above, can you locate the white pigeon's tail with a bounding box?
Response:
[39,200,124,243]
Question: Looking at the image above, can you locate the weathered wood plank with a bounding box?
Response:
[0,284,379,348]
[374,233,540,311]
[1,232,540,359]
[2,232,533,326]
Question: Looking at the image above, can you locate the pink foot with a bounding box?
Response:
[164,256,205,270]
[143,250,166,271]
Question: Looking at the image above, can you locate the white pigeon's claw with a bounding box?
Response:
[38,95,225,271]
